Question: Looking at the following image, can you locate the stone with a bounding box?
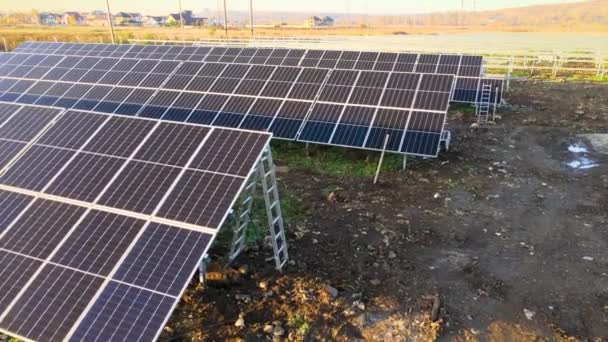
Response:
[258,281,268,290]
[324,284,339,299]
[263,324,274,334]
[388,251,397,259]
[235,313,245,328]
[273,325,285,336]
[370,279,381,286]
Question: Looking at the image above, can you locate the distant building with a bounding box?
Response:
[61,12,86,25]
[305,16,335,27]
[114,12,142,26]
[39,13,62,26]
[166,10,207,26]
[87,10,109,27]
[143,15,166,27]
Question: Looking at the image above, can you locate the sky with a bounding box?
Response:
[0,0,588,15]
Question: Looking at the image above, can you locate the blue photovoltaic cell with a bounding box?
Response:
[0,264,104,342]
[0,190,33,234]
[113,223,212,296]
[0,251,42,310]
[70,282,174,342]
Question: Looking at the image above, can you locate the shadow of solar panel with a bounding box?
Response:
[44,152,126,202]
[140,90,180,119]
[70,281,174,342]
[0,199,86,258]
[453,77,481,102]
[239,98,282,131]
[213,97,255,128]
[113,88,154,116]
[186,94,227,124]
[93,87,134,114]
[331,106,376,147]
[298,103,343,143]
[365,109,410,151]
[401,111,444,156]
[0,264,104,342]
[51,211,145,275]
[0,145,75,191]
[401,131,441,156]
[157,170,242,228]
[270,101,310,139]
[114,223,212,295]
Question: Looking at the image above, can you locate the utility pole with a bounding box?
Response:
[179,0,184,32]
[224,0,229,37]
[250,0,254,37]
[105,0,116,44]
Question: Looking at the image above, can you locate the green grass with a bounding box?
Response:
[288,315,311,336]
[271,141,404,179]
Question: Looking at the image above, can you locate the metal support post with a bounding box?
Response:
[374,134,390,184]
[223,0,229,38]
[105,0,116,44]
[402,155,408,171]
[249,0,254,37]
[198,253,209,285]
[258,146,288,271]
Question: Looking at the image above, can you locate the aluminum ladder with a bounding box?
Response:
[477,84,493,124]
[227,175,257,263]
[258,147,288,271]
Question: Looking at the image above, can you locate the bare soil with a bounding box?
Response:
[161,80,608,341]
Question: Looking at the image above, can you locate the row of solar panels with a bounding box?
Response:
[15,42,504,104]
[0,102,269,342]
[0,52,453,157]
[16,41,483,76]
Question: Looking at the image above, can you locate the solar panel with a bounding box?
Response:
[0,104,271,342]
[12,41,498,103]
[0,51,453,157]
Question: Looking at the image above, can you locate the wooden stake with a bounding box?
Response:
[373,134,390,184]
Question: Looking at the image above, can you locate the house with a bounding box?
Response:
[304,15,335,27]
[87,10,109,27]
[114,12,142,26]
[61,12,86,25]
[143,15,166,27]
[39,13,62,26]
[166,10,207,27]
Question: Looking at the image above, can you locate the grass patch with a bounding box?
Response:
[288,315,311,336]
[271,141,404,179]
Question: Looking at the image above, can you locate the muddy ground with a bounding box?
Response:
[161,80,608,341]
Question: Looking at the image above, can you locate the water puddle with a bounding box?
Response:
[566,142,598,170]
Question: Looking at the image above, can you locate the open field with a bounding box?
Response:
[157,80,608,341]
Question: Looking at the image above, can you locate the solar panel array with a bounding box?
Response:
[14,41,503,104]
[0,51,453,157]
[0,102,271,342]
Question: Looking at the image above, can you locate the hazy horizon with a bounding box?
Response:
[0,0,590,16]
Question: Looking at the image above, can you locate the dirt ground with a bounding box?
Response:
[160,80,608,341]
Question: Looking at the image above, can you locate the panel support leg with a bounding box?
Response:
[198,253,209,286]
[374,134,390,184]
[402,155,408,172]
[258,146,288,271]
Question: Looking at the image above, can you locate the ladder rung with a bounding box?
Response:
[266,186,275,194]
[269,201,278,209]
[272,216,281,225]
